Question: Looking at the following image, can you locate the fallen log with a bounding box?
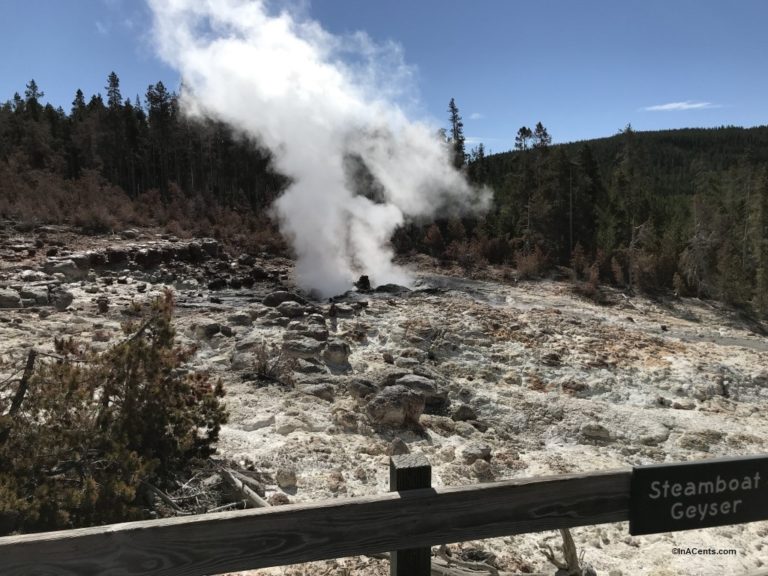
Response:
[221,469,270,508]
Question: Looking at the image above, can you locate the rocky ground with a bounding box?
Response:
[1,222,767,576]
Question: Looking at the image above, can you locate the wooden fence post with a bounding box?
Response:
[389,453,432,576]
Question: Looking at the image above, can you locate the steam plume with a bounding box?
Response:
[148,0,490,297]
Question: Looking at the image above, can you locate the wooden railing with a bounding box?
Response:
[0,454,631,576]
[4,453,767,576]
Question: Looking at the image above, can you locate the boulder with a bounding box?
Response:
[323,339,351,372]
[348,378,377,400]
[374,283,410,294]
[451,403,478,422]
[294,359,328,375]
[134,248,164,269]
[43,259,84,281]
[282,337,325,359]
[250,266,270,280]
[366,385,425,427]
[579,422,612,443]
[207,277,227,291]
[197,323,221,339]
[276,467,297,489]
[263,291,304,307]
[237,253,256,266]
[106,248,128,265]
[387,438,410,456]
[275,416,308,435]
[300,382,335,402]
[277,301,307,318]
[0,289,21,308]
[379,367,412,387]
[50,289,74,311]
[461,442,492,465]
[394,374,448,410]
[201,238,219,258]
[228,312,253,326]
[354,275,372,292]
[301,326,329,341]
[328,303,354,318]
[471,459,494,482]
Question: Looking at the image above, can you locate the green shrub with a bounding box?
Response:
[0,291,227,534]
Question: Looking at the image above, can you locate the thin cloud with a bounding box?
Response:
[469,112,484,120]
[644,101,722,112]
[465,136,503,145]
[95,21,110,35]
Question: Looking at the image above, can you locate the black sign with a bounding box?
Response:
[630,454,768,535]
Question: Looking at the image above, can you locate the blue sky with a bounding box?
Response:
[1,0,766,152]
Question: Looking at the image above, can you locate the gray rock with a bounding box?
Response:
[43,259,84,281]
[374,283,410,294]
[328,303,354,318]
[579,422,612,443]
[306,313,327,326]
[230,352,251,370]
[277,301,307,318]
[452,403,478,422]
[388,438,410,456]
[282,337,325,359]
[120,228,139,239]
[228,312,252,326]
[0,289,21,308]
[303,327,329,341]
[276,467,297,489]
[275,416,308,435]
[240,414,275,431]
[323,339,351,371]
[394,374,448,409]
[294,359,328,374]
[197,323,221,338]
[263,291,304,307]
[394,356,421,369]
[379,367,412,387]
[19,286,49,305]
[201,238,219,258]
[471,459,494,481]
[237,253,256,266]
[366,385,425,426]
[50,289,74,311]
[399,347,428,362]
[348,378,377,399]
[300,382,335,402]
[268,493,291,506]
[461,442,492,465]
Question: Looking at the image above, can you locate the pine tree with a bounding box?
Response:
[514,126,532,151]
[71,89,86,120]
[447,98,465,169]
[24,79,44,120]
[106,72,122,110]
[532,122,551,150]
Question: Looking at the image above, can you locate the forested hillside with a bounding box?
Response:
[0,75,287,250]
[456,123,768,316]
[1,76,767,315]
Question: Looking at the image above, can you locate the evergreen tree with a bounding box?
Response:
[447,98,465,169]
[106,72,122,110]
[514,126,532,151]
[24,79,44,120]
[532,122,551,150]
[71,89,86,120]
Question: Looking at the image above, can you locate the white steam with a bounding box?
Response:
[148,0,490,297]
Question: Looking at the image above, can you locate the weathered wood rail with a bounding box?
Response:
[0,462,631,576]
